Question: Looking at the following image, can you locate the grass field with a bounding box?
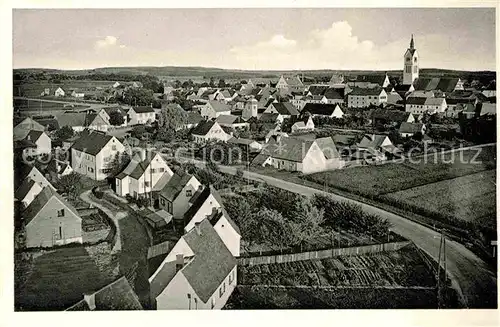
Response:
[304,146,496,224]
[385,170,496,223]
[15,246,114,311]
[14,80,116,97]
[14,98,89,112]
[306,147,495,196]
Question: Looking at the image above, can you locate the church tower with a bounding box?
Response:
[403,34,419,85]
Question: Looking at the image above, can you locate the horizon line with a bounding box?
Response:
[12,65,496,74]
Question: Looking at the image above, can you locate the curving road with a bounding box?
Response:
[216,164,497,309]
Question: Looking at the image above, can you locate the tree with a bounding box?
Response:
[131,125,147,139]
[55,172,83,200]
[218,79,226,88]
[288,197,325,250]
[107,152,131,177]
[54,125,74,141]
[122,87,155,106]
[109,111,125,126]
[209,77,216,88]
[156,128,175,143]
[158,103,188,130]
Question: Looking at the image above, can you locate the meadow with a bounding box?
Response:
[384,170,496,223]
[14,80,116,97]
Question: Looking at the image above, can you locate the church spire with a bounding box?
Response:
[410,34,414,50]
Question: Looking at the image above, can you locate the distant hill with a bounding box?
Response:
[14,66,496,80]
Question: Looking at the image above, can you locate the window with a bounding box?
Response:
[167,202,172,214]
[219,286,224,298]
[59,226,62,238]
[229,271,234,284]
[57,209,65,217]
[112,145,117,151]
[194,298,198,310]
[159,167,165,172]
[150,168,156,173]
[187,294,191,310]
[211,297,215,309]
[186,189,193,197]
[160,199,165,206]
[144,181,150,187]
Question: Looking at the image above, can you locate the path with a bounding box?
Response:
[80,190,127,253]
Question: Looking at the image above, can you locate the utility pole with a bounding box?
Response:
[436,229,447,309]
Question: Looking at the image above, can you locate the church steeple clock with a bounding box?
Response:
[403,34,419,85]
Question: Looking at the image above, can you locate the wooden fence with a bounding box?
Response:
[238,241,412,266]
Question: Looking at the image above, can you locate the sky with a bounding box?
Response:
[12,8,496,71]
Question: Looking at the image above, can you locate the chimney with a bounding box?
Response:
[140,148,146,162]
[194,222,202,236]
[175,254,184,272]
[198,185,203,191]
[84,293,96,310]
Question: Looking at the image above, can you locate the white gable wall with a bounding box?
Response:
[213,215,241,257]
[184,194,222,232]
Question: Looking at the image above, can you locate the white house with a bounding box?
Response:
[71,90,85,98]
[251,137,329,174]
[191,121,231,144]
[182,185,241,257]
[159,172,201,221]
[71,130,125,180]
[54,87,65,97]
[200,100,231,119]
[347,88,388,108]
[128,106,156,125]
[23,130,52,155]
[291,116,315,133]
[276,75,304,92]
[115,150,174,199]
[98,107,128,127]
[399,122,426,138]
[355,134,400,162]
[242,98,258,120]
[405,97,447,115]
[149,219,237,310]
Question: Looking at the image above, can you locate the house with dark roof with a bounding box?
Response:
[16,130,52,156]
[355,134,400,162]
[115,150,174,198]
[15,177,44,207]
[302,103,344,118]
[227,137,263,153]
[200,100,231,119]
[149,219,237,310]
[252,137,329,174]
[158,172,201,221]
[216,115,249,129]
[399,122,426,137]
[66,276,142,311]
[323,88,346,104]
[413,77,464,94]
[55,112,88,132]
[71,130,125,180]
[264,102,300,118]
[181,185,240,257]
[15,165,55,192]
[21,186,82,248]
[127,106,156,125]
[347,87,388,108]
[347,74,390,89]
[47,158,73,180]
[371,109,415,126]
[191,120,231,144]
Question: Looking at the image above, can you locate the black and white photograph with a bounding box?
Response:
[7,4,498,317]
